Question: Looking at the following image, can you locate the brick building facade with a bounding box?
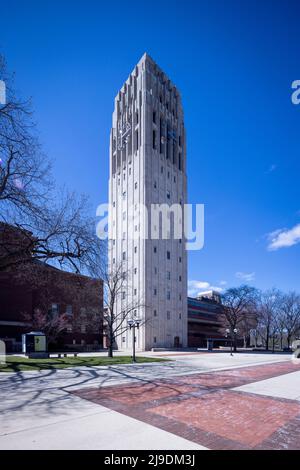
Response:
[0,224,103,352]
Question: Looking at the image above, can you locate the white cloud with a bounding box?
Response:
[267,224,300,251]
[219,280,227,286]
[266,164,277,173]
[188,280,224,297]
[235,272,255,282]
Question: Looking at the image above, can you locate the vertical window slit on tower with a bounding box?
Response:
[160,118,164,154]
[153,130,156,150]
[135,130,139,151]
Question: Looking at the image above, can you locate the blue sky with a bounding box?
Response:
[1,0,300,294]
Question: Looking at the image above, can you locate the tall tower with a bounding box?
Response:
[109,53,187,351]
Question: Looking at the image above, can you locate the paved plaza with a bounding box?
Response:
[0,352,299,449]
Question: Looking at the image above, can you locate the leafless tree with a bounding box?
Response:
[0,53,105,274]
[89,251,146,357]
[277,311,287,350]
[0,54,51,221]
[221,285,259,352]
[0,193,103,274]
[238,310,258,348]
[281,292,300,349]
[256,288,282,351]
[22,308,70,346]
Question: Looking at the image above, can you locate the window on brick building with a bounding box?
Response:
[50,303,59,317]
[66,305,73,316]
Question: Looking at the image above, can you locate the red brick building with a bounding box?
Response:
[0,224,103,352]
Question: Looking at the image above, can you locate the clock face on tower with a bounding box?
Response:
[117,121,131,150]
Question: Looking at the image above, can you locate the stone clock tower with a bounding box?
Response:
[108,53,187,350]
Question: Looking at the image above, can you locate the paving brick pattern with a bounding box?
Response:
[72,361,300,450]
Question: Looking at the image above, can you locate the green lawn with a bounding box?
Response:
[0,355,168,372]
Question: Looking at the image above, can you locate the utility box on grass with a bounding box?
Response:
[22,332,48,358]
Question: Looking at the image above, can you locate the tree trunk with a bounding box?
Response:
[272,336,275,353]
[108,330,114,358]
[265,331,269,351]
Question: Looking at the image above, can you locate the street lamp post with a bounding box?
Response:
[127,319,141,363]
[226,328,238,356]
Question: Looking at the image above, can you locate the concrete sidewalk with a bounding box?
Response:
[0,352,294,450]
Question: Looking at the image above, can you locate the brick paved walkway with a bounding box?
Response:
[72,361,300,450]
